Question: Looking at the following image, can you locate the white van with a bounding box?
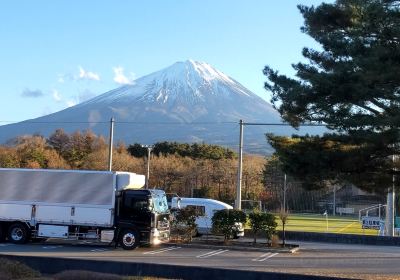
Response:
[170,197,244,238]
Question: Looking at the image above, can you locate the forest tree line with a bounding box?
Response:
[0,129,333,211]
[0,129,265,205]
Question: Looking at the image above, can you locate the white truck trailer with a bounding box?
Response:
[0,168,170,249]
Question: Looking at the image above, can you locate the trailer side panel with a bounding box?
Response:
[0,169,115,227]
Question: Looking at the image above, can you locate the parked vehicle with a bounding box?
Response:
[170,197,244,237]
[0,168,170,250]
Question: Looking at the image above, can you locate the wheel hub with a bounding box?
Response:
[123,233,135,247]
[11,228,23,241]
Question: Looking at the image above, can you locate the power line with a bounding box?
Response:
[0,120,238,125]
[0,120,327,127]
[243,122,327,127]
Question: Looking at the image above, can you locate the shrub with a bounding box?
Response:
[248,211,277,244]
[170,206,198,242]
[212,209,246,241]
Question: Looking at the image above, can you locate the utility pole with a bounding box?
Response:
[107,117,114,172]
[386,154,396,236]
[236,119,244,210]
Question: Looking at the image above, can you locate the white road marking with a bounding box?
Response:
[90,248,109,252]
[42,246,63,249]
[196,249,229,259]
[253,252,279,261]
[143,246,181,255]
[252,252,271,261]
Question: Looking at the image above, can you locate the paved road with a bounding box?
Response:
[0,240,399,279]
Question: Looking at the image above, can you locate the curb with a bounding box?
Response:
[167,241,299,253]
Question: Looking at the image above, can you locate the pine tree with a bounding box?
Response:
[264,0,400,192]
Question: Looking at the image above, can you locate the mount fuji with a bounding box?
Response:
[0,60,322,153]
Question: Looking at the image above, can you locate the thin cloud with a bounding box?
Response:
[66,99,77,107]
[78,66,100,81]
[57,75,65,83]
[21,88,44,98]
[57,73,74,83]
[113,66,135,85]
[52,89,62,102]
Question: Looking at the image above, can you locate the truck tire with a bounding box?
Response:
[8,223,30,244]
[119,228,139,250]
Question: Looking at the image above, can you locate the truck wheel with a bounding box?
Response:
[8,223,30,244]
[119,229,139,250]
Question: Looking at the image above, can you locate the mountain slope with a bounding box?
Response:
[0,60,321,153]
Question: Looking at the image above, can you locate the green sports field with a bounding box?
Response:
[275,214,379,235]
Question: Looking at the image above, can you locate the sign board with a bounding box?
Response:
[361,216,382,229]
[336,207,354,215]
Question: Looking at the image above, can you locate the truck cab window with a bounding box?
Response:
[124,196,149,212]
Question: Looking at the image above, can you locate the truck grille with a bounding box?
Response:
[157,220,169,229]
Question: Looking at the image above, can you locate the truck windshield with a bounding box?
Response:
[151,192,169,214]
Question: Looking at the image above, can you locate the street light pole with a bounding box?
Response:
[142,145,153,189]
[108,117,115,172]
[283,174,287,212]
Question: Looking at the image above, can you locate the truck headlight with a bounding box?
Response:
[152,228,160,237]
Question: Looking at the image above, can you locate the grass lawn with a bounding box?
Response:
[274,214,379,235]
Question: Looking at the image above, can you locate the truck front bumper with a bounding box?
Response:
[149,228,170,245]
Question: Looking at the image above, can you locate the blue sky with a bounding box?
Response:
[0,0,330,124]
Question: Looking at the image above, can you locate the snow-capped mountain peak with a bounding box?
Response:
[81,60,252,106]
[186,59,235,84]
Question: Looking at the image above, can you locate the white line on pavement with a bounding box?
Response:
[0,244,14,247]
[255,252,279,262]
[252,252,271,261]
[90,248,109,252]
[196,249,229,259]
[42,246,63,249]
[143,246,181,255]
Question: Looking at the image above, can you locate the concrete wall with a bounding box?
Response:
[279,231,400,246]
[1,254,338,280]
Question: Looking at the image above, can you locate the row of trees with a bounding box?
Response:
[128,142,236,160]
[0,129,267,205]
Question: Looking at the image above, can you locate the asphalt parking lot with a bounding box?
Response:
[0,240,399,279]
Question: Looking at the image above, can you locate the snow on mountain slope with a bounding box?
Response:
[82,60,266,107]
[0,60,322,153]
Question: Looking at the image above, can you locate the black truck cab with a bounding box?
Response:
[116,189,170,249]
